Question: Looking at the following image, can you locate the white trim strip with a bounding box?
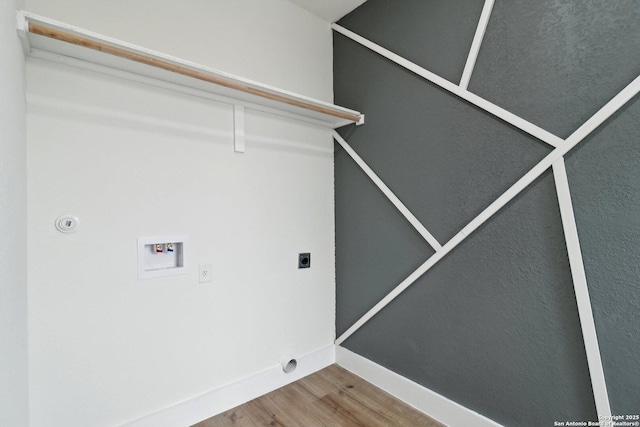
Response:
[333,131,442,251]
[460,0,495,90]
[336,346,503,427]
[336,73,640,345]
[120,345,336,427]
[564,77,640,148]
[552,158,611,418]
[331,23,563,148]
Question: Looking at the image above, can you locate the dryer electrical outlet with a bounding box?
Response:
[298,253,311,269]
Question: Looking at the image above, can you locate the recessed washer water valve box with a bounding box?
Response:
[137,236,188,280]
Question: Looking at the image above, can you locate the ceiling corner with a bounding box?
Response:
[286,0,367,23]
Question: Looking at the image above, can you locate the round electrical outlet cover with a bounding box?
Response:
[55,215,79,233]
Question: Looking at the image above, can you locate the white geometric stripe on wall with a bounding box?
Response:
[333,7,640,420]
[459,0,495,90]
[332,23,564,148]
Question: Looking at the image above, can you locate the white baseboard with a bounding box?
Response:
[335,346,503,427]
[121,344,502,427]
[121,345,336,427]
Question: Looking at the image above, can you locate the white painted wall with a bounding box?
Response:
[24,1,336,426]
[0,1,29,426]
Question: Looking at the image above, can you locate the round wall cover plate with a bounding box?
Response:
[55,215,79,233]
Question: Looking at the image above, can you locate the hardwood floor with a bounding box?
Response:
[193,364,444,427]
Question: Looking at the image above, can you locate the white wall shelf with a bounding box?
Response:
[17,11,364,130]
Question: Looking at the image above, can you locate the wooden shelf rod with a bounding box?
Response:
[25,20,363,125]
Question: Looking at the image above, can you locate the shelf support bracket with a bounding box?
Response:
[233,105,245,153]
[16,11,31,53]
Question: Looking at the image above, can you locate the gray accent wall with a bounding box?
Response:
[470,0,640,139]
[334,38,551,243]
[565,94,640,415]
[334,1,640,425]
[338,0,485,84]
[344,172,596,426]
[335,145,434,335]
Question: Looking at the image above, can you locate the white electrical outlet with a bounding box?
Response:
[199,263,213,283]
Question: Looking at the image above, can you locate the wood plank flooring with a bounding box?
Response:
[193,364,444,427]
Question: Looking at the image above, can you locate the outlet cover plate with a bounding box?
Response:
[199,263,213,283]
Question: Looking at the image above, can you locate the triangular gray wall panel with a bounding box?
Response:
[341,173,597,426]
[335,143,434,336]
[469,0,640,138]
[338,0,485,84]
[565,94,640,415]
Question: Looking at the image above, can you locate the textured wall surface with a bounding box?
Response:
[335,143,434,335]
[334,0,640,424]
[470,0,640,139]
[344,173,596,426]
[566,94,640,415]
[338,0,485,84]
[334,37,551,244]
